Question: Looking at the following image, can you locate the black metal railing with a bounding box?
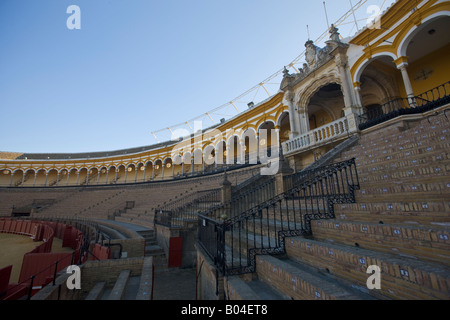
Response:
[155,188,222,228]
[154,166,262,228]
[359,81,450,130]
[198,158,359,276]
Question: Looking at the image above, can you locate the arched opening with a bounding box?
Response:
[78,168,88,186]
[193,149,203,173]
[11,170,24,187]
[216,141,227,168]
[172,155,183,178]
[125,164,135,183]
[23,169,36,187]
[258,121,277,160]
[307,83,345,130]
[227,136,241,165]
[47,169,59,187]
[143,161,153,182]
[203,145,216,172]
[278,112,291,143]
[107,166,116,185]
[357,55,402,119]
[243,129,258,164]
[135,163,145,183]
[153,160,163,180]
[98,167,108,185]
[0,169,11,186]
[35,169,47,187]
[114,165,125,184]
[163,158,173,180]
[182,153,192,176]
[402,15,450,98]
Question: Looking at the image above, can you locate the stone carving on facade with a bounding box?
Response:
[281,25,346,91]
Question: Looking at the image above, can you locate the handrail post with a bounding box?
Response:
[53,260,58,285]
[27,276,35,300]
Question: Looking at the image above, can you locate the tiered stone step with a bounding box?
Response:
[221,111,450,300]
[285,236,450,300]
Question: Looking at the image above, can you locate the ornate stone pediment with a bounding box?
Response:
[280,25,347,91]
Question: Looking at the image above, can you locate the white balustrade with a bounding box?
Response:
[282,114,358,155]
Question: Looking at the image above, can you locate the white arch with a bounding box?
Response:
[276,111,290,127]
[182,153,191,164]
[172,154,182,165]
[397,11,450,58]
[353,52,398,84]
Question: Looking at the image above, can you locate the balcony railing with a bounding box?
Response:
[358,81,450,130]
[282,114,358,156]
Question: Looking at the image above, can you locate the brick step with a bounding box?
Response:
[311,219,450,265]
[334,197,450,216]
[356,172,449,185]
[341,154,448,170]
[255,255,379,300]
[353,190,448,203]
[145,244,165,256]
[225,275,290,300]
[106,269,131,300]
[115,217,155,229]
[285,236,450,300]
[136,257,153,300]
[85,281,106,300]
[339,134,449,159]
[340,141,449,163]
[334,210,450,228]
[352,158,449,177]
[340,123,449,152]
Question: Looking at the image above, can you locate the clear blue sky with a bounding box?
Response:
[0,0,386,153]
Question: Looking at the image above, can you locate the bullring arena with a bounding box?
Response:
[1,0,449,303]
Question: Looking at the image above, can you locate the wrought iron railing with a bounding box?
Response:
[198,158,359,276]
[154,165,263,228]
[155,188,222,228]
[359,81,450,130]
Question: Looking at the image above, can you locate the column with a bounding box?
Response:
[134,167,139,183]
[284,90,300,138]
[56,173,60,186]
[397,60,415,104]
[143,166,147,182]
[298,108,310,134]
[240,140,246,164]
[44,173,49,187]
[336,57,358,116]
[353,82,363,109]
[85,171,90,185]
[124,168,128,183]
[66,172,70,186]
[76,172,80,185]
[33,173,38,187]
[96,171,101,185]
[9,172,14,187]
[114,169,118,183]
[161,164,165,180]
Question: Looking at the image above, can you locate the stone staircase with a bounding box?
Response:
[138,230,167,272]
[222,110,450,300]
[84,257,155,300]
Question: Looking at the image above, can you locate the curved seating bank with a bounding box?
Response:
[0,218,108,300]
